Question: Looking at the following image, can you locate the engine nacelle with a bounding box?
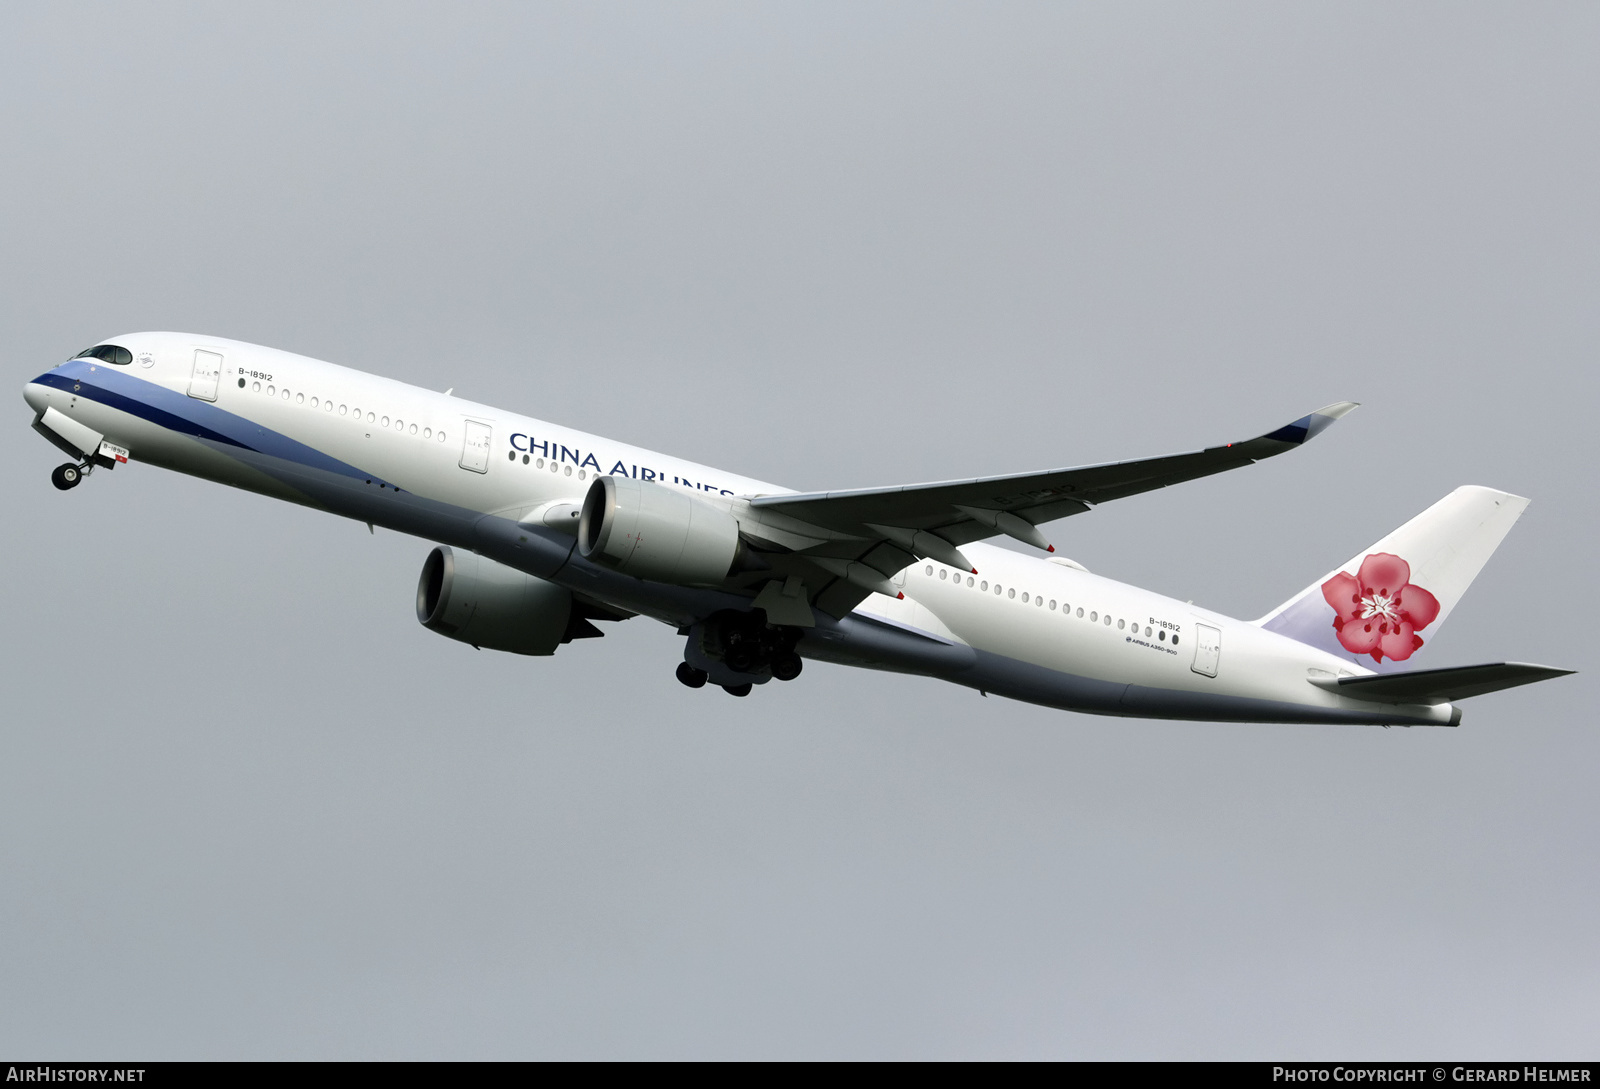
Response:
[578,475,741,586]
[416,546,573,655]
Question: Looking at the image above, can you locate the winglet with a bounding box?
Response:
[1264,401,1359,445]
[1306,401,1360,438]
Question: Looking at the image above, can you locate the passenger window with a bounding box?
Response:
[939,570,947,580]
[926,566,933,576]
[1019,592,1027,603]
[1090,611,1097,622]
[1117,619,1125,630]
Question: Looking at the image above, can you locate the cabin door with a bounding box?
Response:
[459,420,492,473]
[188,350,222,402]
[1191,623,1222,678]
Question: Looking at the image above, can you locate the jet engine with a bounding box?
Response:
[416,545,574,655]
[578,475,741,586]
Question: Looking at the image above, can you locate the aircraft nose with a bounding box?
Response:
[23,378,50,415]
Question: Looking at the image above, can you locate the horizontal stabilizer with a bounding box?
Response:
[1312,662,1574,704]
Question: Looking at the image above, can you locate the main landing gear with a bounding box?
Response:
[676,610,805,697]
[675,662,755,697]
[51,462,86,491]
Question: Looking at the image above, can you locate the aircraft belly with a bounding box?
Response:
[962,650,1451,724]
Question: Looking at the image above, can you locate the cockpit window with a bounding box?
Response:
[74,344,133,365]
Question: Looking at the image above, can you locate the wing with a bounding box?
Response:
[737,402,1358,620]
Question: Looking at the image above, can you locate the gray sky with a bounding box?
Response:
[2,2,1595,1059]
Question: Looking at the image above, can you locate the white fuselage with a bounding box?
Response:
[24,332,1452,726]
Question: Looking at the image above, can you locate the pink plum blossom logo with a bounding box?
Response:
[1320,553,1440,663]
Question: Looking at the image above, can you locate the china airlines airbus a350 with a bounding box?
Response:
[25,333,1572,724]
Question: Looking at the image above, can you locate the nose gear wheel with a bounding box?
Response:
[50,463,83,491]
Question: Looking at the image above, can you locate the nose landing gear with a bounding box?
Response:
[50,463,85,491]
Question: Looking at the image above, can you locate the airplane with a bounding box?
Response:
[24,332,1573,725]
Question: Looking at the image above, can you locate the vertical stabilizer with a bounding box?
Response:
[1255,486,1529,671]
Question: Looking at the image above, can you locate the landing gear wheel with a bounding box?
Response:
[51,463,82,491]
[722,683,752,698]
[675,662,708,689]
[771,654,803,682]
